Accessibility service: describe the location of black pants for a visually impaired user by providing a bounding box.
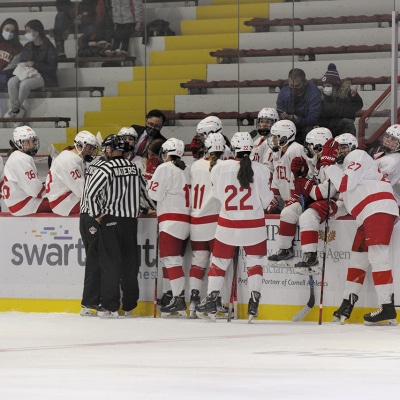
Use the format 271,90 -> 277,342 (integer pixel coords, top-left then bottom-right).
79,213 -> 102,308
98,215 -> 139,312
112,23 -> 134,52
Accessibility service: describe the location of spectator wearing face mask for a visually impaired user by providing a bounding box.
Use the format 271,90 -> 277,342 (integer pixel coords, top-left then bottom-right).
131,109 -> 168,158
4,19 -> 58,121
276,68 -> 322,145
317,63 -> 363,137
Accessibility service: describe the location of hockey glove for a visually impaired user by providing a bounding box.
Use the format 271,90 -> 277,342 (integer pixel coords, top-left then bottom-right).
285,194 -> 301,207
290,156 -> 309,178
320,138 -> 338,167
294,178 -> 314,198
309,199 -> 338,222
266,196 -> 281,214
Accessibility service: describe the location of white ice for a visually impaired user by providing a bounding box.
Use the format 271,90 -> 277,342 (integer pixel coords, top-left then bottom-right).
1,312 -> 399,399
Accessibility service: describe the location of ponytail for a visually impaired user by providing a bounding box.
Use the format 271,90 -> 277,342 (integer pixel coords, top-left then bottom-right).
208,151 -> 224,172
237,153 -> 253,189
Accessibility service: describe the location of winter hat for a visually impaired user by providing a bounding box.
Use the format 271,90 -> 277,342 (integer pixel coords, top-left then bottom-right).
25,19 -> 45,38
322,63 -> 341,86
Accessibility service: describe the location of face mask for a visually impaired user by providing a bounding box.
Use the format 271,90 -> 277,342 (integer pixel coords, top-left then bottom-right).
2,31 -> 14,41
146,127 -> 158,138
323,87 -> 333,96
24,33 -> 35,42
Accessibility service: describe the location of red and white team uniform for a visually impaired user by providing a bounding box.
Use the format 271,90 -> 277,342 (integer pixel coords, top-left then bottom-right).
3,151 -> 45,216
45,149 -> 87,216
148,160 -> 191,297
208,158 -> 273,294
326,149 -> 399,306
374,151 -> 400,206
0,156 -> 4,209
189,157 -> 221,291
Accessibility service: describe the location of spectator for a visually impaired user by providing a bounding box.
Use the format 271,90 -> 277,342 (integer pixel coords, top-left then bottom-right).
0,18 -> 23,88
276,68 -> 321,145
2,126 -> 51,215
4,20 -> 58,121
45,131 -> 98,216
195,132 -> 274,322
53,0 -> 75,59
110,0 -> 144,57
147,138 -> 190,317
131,109 -> 167,157
317,63 -> 363,137
86,134 -> 156,318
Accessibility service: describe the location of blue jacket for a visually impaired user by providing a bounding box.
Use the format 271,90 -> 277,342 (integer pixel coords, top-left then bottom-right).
276,80 -> 321,129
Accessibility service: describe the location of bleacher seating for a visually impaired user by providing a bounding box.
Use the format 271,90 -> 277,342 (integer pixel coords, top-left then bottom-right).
0,2 -> 56,11
210,44 -> 397,63
244,14 -> 399,32
0,86 -> 105,97
180,76 -> 392,94
0,117 -> 70,127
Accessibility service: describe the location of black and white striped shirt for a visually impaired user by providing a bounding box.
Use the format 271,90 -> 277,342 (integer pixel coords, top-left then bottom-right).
86,156 -> 156,218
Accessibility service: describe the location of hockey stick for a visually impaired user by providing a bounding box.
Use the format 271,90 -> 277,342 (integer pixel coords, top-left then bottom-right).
318,181 -> 331,325
227,246 -> 239,322
153,223 -> 159,318
292,194 -> 315,322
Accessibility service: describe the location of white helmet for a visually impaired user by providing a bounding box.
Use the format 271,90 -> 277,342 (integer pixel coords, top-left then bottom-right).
257,107 -> 279,136
335,133 -> 358,164
270,119 -> 296,148
304,127 -> 333,157
74,130 -> 98,150
204,132 -> 226,154
161,138 -> 185,158
230,131 -> 253,156
117,126 -> 138,139
382,124 -> 400,153
196,116 -> 223,137
13,125 -> 39,156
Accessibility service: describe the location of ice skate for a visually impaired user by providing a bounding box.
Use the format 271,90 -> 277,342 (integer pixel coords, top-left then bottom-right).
332,293 -> 358,324
80,306 -> 98,317
157,290 -> 173,311
97,308 -> 119,319
267,247 -> 294,267
160,293 -> 187,318
195,291 -> 219,321
294,252 -> 321,275
248,291 -> 261,323
189,289 -> 200,319
364,302 -> 398,326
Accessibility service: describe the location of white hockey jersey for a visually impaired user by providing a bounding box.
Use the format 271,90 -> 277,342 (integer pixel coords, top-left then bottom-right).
3,150 -> 45,216
45,149 -> 87,216
374,151 -> 400,206
271,141 -> 306,201
326,149 -> 399,226
190,158 -> 221,241
148,161 -> 190,240
210,159 -> 273,246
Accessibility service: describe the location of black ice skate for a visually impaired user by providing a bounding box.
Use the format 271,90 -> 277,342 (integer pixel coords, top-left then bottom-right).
332,293 -> 358,324
364,302 -> 398,326
160,292 -> 187,318
248,291 -> 261,323
189,289 -> 200,319
157,290 -> 173,310
267,247 -> 294,267
195,291 -> 219,321
294,252 -> 321,275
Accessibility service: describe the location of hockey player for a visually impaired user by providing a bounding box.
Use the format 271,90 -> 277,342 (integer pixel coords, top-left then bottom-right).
3,126 -> 51,215
322,133 -> 399,326
190,116 -> 232,160
148,138 -> 191,317
117,126 -> 141,166
46,130 -> 98,216
291,127 -> 338,274
266,120 -> 311,262
188,132 -> 227,318
196,131 -> 274,322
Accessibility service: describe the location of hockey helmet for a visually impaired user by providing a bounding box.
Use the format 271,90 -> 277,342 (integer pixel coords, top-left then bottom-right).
382,124 -> 400,153
204,132 -> 226,154
161,138 -> 185,158
12,125 -> 40,156
256,108 -> 280,136
335,133 -> 358,164
304,127 -> 333,157
196,116 -> 223,138
230,131 -> 253,156
117,127 -> 138,151
102,134 -> 130,153
270,120 -> 296,148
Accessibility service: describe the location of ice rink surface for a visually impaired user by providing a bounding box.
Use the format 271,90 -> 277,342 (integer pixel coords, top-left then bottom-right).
1,312 -> 400,399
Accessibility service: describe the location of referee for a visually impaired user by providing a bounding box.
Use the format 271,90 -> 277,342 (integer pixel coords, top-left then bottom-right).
86,134 -> 156,318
